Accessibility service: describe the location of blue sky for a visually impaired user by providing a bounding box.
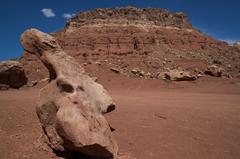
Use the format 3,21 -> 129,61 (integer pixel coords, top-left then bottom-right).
0,0 -> 239,61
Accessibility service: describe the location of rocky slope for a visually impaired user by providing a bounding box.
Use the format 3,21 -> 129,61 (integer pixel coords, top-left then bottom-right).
20,7 -> 240,83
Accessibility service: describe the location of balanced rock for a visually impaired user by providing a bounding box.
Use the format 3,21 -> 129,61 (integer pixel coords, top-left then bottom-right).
0,60 -> 27,88
20,29 -> 118,158
158,69 -> 197,81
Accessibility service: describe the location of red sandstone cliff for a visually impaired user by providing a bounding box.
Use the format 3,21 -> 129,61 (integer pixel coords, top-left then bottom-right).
20,7 -> 240,83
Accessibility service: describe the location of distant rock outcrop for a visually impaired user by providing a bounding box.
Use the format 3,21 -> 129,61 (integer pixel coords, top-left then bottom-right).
20,7 -> 240,83
0,60 -> 27,88
20,29 -> 118,158
67,6 -> 192,29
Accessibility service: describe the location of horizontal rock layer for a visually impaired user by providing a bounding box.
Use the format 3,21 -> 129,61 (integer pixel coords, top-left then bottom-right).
20,7 -> 240,83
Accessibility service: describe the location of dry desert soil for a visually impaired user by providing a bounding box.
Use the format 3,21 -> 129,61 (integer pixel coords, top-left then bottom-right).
0,76 -> 240,159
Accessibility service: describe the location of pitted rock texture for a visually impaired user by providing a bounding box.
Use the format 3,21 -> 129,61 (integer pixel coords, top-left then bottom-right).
20,29 -> 118,158
0,60 -> 27,88
20,7 -> 240,83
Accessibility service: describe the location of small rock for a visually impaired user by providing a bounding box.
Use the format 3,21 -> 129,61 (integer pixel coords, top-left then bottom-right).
29,80 -> 38,87
131,68 -> 139,74
145,72 -> 152,78
110,67 -> 120,74
197,73 -> 203,78
95,61 -> 101,66
131,68 -> 144,76
139,71 -> 145,76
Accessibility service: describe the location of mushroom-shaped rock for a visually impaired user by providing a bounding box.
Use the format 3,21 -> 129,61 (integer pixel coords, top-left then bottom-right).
20,29 -> 118,158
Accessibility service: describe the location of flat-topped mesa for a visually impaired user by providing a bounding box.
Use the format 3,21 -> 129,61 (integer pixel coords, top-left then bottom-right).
66,7 -> 192,29
20,29 -> 118,158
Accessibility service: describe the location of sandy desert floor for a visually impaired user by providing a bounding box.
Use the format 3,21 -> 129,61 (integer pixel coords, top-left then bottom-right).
0,77 -> 240,159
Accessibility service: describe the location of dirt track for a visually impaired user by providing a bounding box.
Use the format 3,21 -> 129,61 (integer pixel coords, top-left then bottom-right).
0,79 -> 240,159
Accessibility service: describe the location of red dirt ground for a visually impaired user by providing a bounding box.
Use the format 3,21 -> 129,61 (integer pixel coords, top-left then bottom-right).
0,77 -> 240,159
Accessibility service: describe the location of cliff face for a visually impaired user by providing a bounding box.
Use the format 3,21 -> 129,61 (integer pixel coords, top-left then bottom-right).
66,7 -> 191,29
20,7 -> 240,82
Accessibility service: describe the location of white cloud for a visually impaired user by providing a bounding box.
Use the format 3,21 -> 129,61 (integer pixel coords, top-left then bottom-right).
41,8 -> 55,18
63,13 -> 75,19
219,38 -> 239,45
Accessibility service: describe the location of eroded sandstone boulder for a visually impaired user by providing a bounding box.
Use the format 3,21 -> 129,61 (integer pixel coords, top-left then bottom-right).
20,29 -> 118,158
0,60 -> 27,88
158,69 -> 197,81
204,65 -> 224,77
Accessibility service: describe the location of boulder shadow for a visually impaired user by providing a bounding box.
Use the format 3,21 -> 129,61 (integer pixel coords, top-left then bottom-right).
54,150 -> 113,159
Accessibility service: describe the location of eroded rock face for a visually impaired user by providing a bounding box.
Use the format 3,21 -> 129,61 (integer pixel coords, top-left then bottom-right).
20,29 -> 118,158
0,60 -> 27,88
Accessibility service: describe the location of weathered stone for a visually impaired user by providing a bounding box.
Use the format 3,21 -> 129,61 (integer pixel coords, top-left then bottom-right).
204,65 -> 224,77
110,67 -> 120,74
197,73 -> 203,78
145,72 -> 152,78
139,71 -> 145,77
0,60 -> 27,88
95,61 -> 101,66
20,29 -> 118,158
158,69 -> 197,81
131,68 -> 144,77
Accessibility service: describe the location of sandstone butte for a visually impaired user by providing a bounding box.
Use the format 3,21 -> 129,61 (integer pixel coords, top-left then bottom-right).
20,29 -> 118,158
19,7 -> 240,84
